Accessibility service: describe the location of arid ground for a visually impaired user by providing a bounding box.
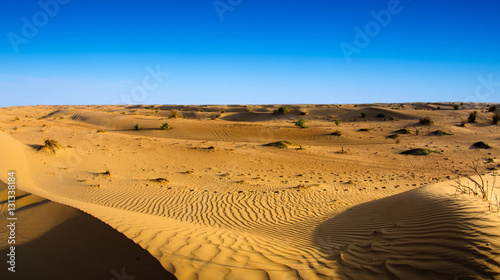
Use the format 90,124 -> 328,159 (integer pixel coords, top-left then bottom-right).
1,103 -> 500,279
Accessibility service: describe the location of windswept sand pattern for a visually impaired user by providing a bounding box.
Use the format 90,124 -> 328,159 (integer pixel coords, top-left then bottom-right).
35,180 -> 340,254
314,183 -> 500,279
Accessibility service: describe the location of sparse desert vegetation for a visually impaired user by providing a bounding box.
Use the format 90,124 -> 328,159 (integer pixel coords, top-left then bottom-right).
454,160 -> 498,210
429,130 -> 453,136
273,106 -> 291,115
419,117 -> 433,125
332,130 -> 342,136
493,113 -> 500,125
160,122 -> 171,130
400,148 -> 441,156
151,178 -> 169,183
468,111 -> 478,123
38,139 -> 64,153
393,128 -> 412,134
264,140 -> 302,149
471,141 -> 492,149
294,119 -> 307,128
169,110 -> 182,119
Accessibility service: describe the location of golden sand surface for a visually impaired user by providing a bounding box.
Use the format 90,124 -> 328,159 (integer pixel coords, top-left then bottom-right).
1,103 -> 499,279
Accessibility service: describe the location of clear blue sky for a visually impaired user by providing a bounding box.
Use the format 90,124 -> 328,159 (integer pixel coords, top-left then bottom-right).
1,0 -> 499,106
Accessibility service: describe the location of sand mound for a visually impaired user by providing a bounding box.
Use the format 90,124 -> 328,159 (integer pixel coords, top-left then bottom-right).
392,128 -> 412,134
429,130 -> 454,136
313,181 -> 500,279
471,141 -> 493,149
264,141 -> 302,149
400,148 -> 441,156
0,183 -> 176,280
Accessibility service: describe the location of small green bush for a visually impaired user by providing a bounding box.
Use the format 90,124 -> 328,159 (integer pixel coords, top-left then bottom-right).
273,106 -> 291,115
493,113 -> 500,125
134,123 -> 141,130
335,120 -> 341,126
488,105 -> 497,112
377,112 -> 386,118
468,111 -> 478,123
361,112 -> 367,118
294,119 -> 307,128
160,122 -> 171,130
453,104 -> 460,110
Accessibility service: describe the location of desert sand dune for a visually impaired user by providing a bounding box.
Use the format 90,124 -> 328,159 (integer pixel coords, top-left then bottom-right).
0,103 -> 499,279
314,181 -> 500,279
0,183 -> 177,280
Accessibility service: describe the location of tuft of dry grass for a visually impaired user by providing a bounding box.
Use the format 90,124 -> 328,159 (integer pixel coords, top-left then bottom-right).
419,117 -> 433,125
454,160 -> 499,211
264,141 -> 302,149
38,139 -> 64,153
273,106 -> 291,115
169,110 -> 182,119
151,178 -> 169,183
294,119 -> 307,128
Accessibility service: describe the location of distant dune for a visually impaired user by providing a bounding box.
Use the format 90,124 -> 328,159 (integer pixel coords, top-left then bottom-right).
1,103 -> 499,279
